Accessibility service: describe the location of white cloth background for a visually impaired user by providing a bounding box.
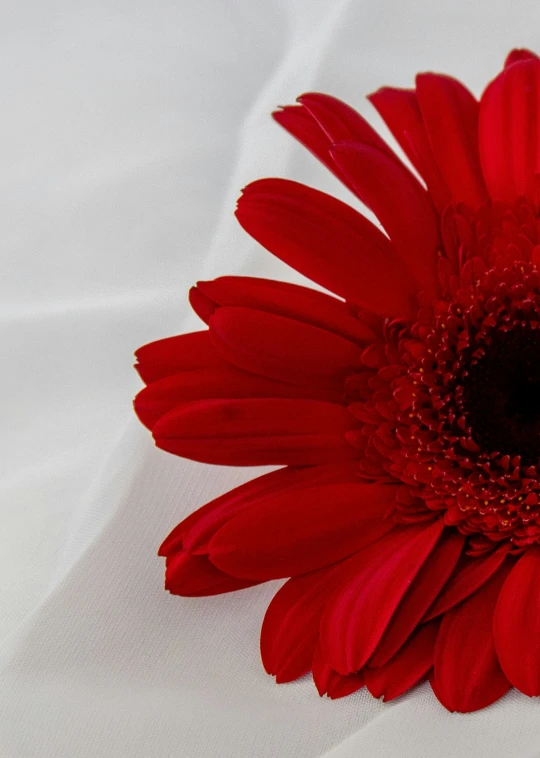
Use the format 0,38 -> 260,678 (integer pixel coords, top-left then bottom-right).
3,1 -> 540,756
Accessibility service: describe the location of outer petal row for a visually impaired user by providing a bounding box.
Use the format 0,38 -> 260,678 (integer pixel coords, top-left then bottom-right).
135,273 -> 378,467
161,454 -> 540,712
480,55 -> 540,209
235,178 -> 421,319
160,463 -> 385,597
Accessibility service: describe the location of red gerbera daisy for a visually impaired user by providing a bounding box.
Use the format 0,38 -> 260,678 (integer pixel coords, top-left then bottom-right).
134,48 -> 540,713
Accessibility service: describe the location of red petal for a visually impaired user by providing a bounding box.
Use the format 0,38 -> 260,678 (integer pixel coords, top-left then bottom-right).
189,285 -> 215,323
208,482 -> 397,580
504,48 -> 539,68
235,178 -> 419,319
260,566 -> 340,683
209,307 -> 364,388
364,620 -> 439,702
329,142 -> 440,300
432,564 -> 511,713
134,366 -> 343,430
297,92 -> 393,157
272,104 -> 350,189
415,73 -> 487,208
319,520 -> 444,675
312,644 -> 364,699
272,95 -> 394,199
368,87 -> 451,210
423,543 -> 509,621
191,276 -> 376,343
159,462 -> 361,557
164,552 -> 258,597
494,546 -> 540,696
370,531 -> 464,666
135,330 -> 225,384
479,58 -> 540,207
153,398 -> 359,466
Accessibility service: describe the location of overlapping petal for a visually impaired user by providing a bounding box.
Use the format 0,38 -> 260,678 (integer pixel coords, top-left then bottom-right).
160,462 -> 362,558
370,531 -> 464,666
260,565 -> 341,683
368,87 -> 451,210
153,397 -> 359,466
190,276 -> 377,342
423,543 -> 510,621
296,92 -> 393,156
480,56 -> 540,207
162,463 -> 363,597
312,644 -> 364,699
235,178 -> 420,319
504,48 -> 540,68
329,141 -> 440,298
164,552 -> 259,597
208,307 -> 365,389
319,520 -> 444,675
432,565 -> 512,712
135,330 -> 226,384
494,547 -> 540,696
273,92 -> 395,198
415,73 -> 487,208
134,366 -> 343,431
364,621 -> 439,702
208,482 -> 397,580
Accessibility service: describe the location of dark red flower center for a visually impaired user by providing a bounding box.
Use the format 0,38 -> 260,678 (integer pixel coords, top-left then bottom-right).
346,205 -> 540,555
461,324 -> 540,461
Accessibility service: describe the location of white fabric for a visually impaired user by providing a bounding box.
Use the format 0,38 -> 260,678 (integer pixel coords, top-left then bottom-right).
3,1 -> 540,756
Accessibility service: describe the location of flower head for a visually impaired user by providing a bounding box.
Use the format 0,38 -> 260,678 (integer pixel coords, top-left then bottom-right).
134,48 -> 540,712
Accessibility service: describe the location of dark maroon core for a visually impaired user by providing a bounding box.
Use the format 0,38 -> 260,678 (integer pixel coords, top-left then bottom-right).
460,324 -> 540,463
346,254 -> 540,555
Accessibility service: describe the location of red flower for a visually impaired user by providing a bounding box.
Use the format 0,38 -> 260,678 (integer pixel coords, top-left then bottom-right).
134,48 -> 540,712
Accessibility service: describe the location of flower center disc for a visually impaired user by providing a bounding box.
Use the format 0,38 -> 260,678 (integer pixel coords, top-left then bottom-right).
360,260 -> 540,553
461,325 -> 540,462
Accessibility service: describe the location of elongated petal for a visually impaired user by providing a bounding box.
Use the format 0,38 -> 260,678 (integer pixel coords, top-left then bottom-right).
297,92 -> 393,156
235,178 -> 419,319
365,621 -> 438,702
165,552 -> 259,597
320,521 -> 444,675
260,566 -> 339,683
432,565 -> 511,713
370,531 -> 464,666
368,87 -> 451,210
159,462 -> 361,557
273,104 -> 355,192
209,307 -> 364,388
135,330 -> 226,384
494,546 -> 540,696
504,48 -> 540,68
272,95 -> 395,199
479,58 -> 540,207
415,73 -> 487,207
312,644 -> 364,699
423,543 -> 509,621
191,276 -> 376,342
209,482 -> 397,580
134,366 -> 343,430
329,142 -> 440,299
153,398 -> 358,466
